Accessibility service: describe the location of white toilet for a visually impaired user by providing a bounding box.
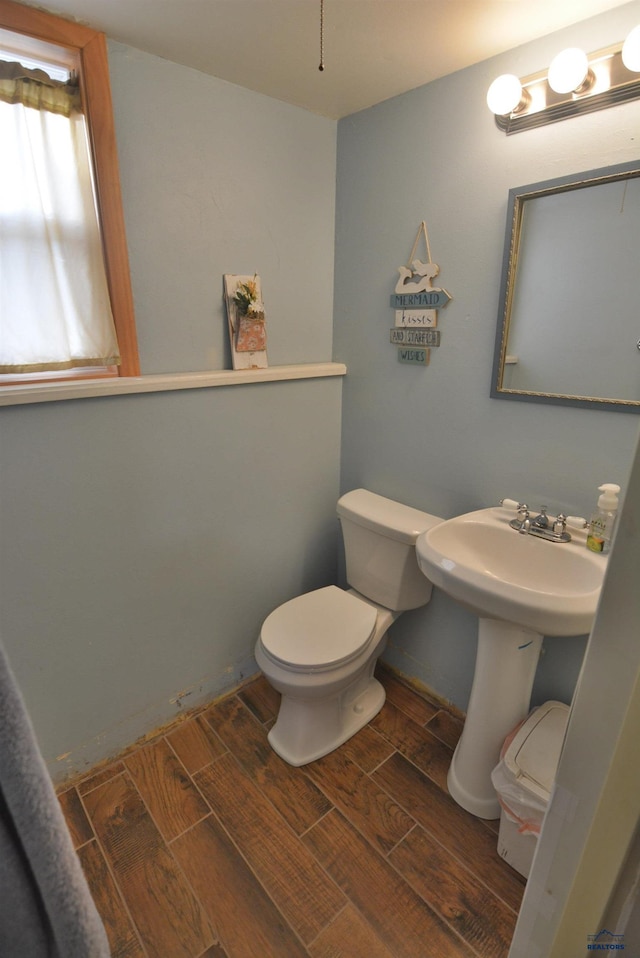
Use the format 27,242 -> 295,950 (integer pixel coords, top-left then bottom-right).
255,489 -> 442,766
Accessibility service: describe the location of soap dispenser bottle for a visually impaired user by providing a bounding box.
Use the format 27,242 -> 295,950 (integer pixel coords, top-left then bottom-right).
587,483 -> 621,554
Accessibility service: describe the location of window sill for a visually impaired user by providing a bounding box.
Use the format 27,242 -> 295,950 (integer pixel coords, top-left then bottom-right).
0,362 -> 347,407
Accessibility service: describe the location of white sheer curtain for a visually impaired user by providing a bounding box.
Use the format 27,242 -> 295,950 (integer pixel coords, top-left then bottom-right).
0,65 -> 120,373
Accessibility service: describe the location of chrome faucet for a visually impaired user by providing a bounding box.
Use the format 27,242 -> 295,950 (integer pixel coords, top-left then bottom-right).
531,506 -> 549,530
514,503 -> 530,534
509,503 -> 571,543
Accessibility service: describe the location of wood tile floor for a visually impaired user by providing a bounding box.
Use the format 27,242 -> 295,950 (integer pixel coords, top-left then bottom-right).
58,666 -> 526,958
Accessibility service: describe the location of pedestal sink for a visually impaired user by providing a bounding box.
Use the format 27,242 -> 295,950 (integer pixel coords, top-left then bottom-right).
415,507 -> 607,818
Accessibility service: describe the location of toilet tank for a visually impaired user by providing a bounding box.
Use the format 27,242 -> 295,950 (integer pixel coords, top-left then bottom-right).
337,489 -> 442,611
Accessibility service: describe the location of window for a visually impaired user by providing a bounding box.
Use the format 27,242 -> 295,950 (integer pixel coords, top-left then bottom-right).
0,0 -> 139,384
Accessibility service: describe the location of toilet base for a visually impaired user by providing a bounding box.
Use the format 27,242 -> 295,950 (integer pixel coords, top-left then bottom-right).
267,674 -> 385,767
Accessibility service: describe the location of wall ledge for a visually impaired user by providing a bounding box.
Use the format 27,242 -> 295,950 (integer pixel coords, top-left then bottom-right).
0,362 -> 347,407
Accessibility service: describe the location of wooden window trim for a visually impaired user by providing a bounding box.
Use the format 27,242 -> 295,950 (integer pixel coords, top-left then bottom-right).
0,0 -> 140,377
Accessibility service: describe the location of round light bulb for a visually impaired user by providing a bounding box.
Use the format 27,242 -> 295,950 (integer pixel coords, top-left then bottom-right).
486,74 -> 523,115
622,25 -> 640,72
548,47 -> 589,94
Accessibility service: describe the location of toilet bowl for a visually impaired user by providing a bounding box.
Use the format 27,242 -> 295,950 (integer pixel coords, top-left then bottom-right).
256,586 -> 396,766
255,490 -> 442,766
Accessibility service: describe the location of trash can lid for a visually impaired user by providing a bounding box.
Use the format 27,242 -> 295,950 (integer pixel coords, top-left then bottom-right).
505,701 -> 570,800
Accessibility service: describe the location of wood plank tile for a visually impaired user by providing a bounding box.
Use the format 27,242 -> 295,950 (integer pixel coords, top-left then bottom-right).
204,696 -> 331,835
426,710 -> 465,749
303,809 -> 476,958
58,786 -> 93,848
376,667 -> 440,725
309,904 -> 397,958
237,674 -> 280,723
77,761 -> 126,795
195,753 -> 345,944
389,826 -> 518,958
483,817 -> 501,835
371,701 -> 453,790
83,772 -> 214,958
337,723 -> 395,774
63,667 -> 523,958
304,749 -> 415,855
77,839 -> 146,958
172,815 -> 309,958
166,713 -> 227,775
373,753 -> 526,913
125,738 -> 210,842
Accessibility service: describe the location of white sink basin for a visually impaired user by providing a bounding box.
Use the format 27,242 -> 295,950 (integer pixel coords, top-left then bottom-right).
415,506 -> 608,818
416,506 -> 606,636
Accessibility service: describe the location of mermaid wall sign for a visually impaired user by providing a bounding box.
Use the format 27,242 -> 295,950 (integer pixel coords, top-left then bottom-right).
390,222 -> 451,365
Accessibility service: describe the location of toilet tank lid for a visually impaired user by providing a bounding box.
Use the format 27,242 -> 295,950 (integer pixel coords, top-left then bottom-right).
337,489 -> 442,545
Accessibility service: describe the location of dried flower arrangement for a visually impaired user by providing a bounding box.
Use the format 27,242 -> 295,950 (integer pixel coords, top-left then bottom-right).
232,276 -> 264,319
224,273 -> 268,368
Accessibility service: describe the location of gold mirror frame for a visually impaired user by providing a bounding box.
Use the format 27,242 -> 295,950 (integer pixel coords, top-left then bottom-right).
491,160 -> 640,413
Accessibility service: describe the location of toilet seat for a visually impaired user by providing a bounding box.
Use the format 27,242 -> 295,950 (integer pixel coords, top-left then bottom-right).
260,585 -> 377,673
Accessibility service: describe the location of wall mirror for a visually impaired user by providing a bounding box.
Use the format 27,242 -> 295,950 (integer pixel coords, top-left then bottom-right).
491,160 -> 640,413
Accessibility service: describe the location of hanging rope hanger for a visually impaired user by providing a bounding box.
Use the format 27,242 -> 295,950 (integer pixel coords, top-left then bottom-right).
319,0 -> 325,71
407,221 -> 433,268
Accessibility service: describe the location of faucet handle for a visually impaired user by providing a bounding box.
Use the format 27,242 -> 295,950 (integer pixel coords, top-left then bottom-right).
565,515 -> 587,530
553,513 -> 567,535
499,498 -> 519,512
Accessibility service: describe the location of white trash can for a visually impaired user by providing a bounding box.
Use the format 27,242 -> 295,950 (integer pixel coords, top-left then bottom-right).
491,700 -> 570,879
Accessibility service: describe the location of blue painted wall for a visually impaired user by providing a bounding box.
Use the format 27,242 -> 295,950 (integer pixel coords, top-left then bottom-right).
335,2 -> 640,709
0,46 -> 341,782
1,3 -> 639,782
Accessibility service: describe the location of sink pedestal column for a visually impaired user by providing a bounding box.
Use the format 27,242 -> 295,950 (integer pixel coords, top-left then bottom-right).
447,618 -> 543,819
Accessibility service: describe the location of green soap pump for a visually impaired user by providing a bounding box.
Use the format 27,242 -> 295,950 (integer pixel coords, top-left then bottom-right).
587,483 -> 621,554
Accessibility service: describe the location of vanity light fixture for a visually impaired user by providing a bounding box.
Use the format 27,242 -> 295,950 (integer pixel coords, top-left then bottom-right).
486,74 -> 529,116
487,27 -> 640,133
622,24 -> 640,71
547,47 -> 592,94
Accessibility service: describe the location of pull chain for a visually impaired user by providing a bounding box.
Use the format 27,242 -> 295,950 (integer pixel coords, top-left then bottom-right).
319,0 -> 325,71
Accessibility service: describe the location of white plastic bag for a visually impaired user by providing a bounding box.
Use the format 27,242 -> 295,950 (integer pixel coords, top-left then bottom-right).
491,759 -> 549,835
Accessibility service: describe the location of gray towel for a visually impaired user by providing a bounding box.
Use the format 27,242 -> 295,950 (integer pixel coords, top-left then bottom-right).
0,640 -> 110,957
